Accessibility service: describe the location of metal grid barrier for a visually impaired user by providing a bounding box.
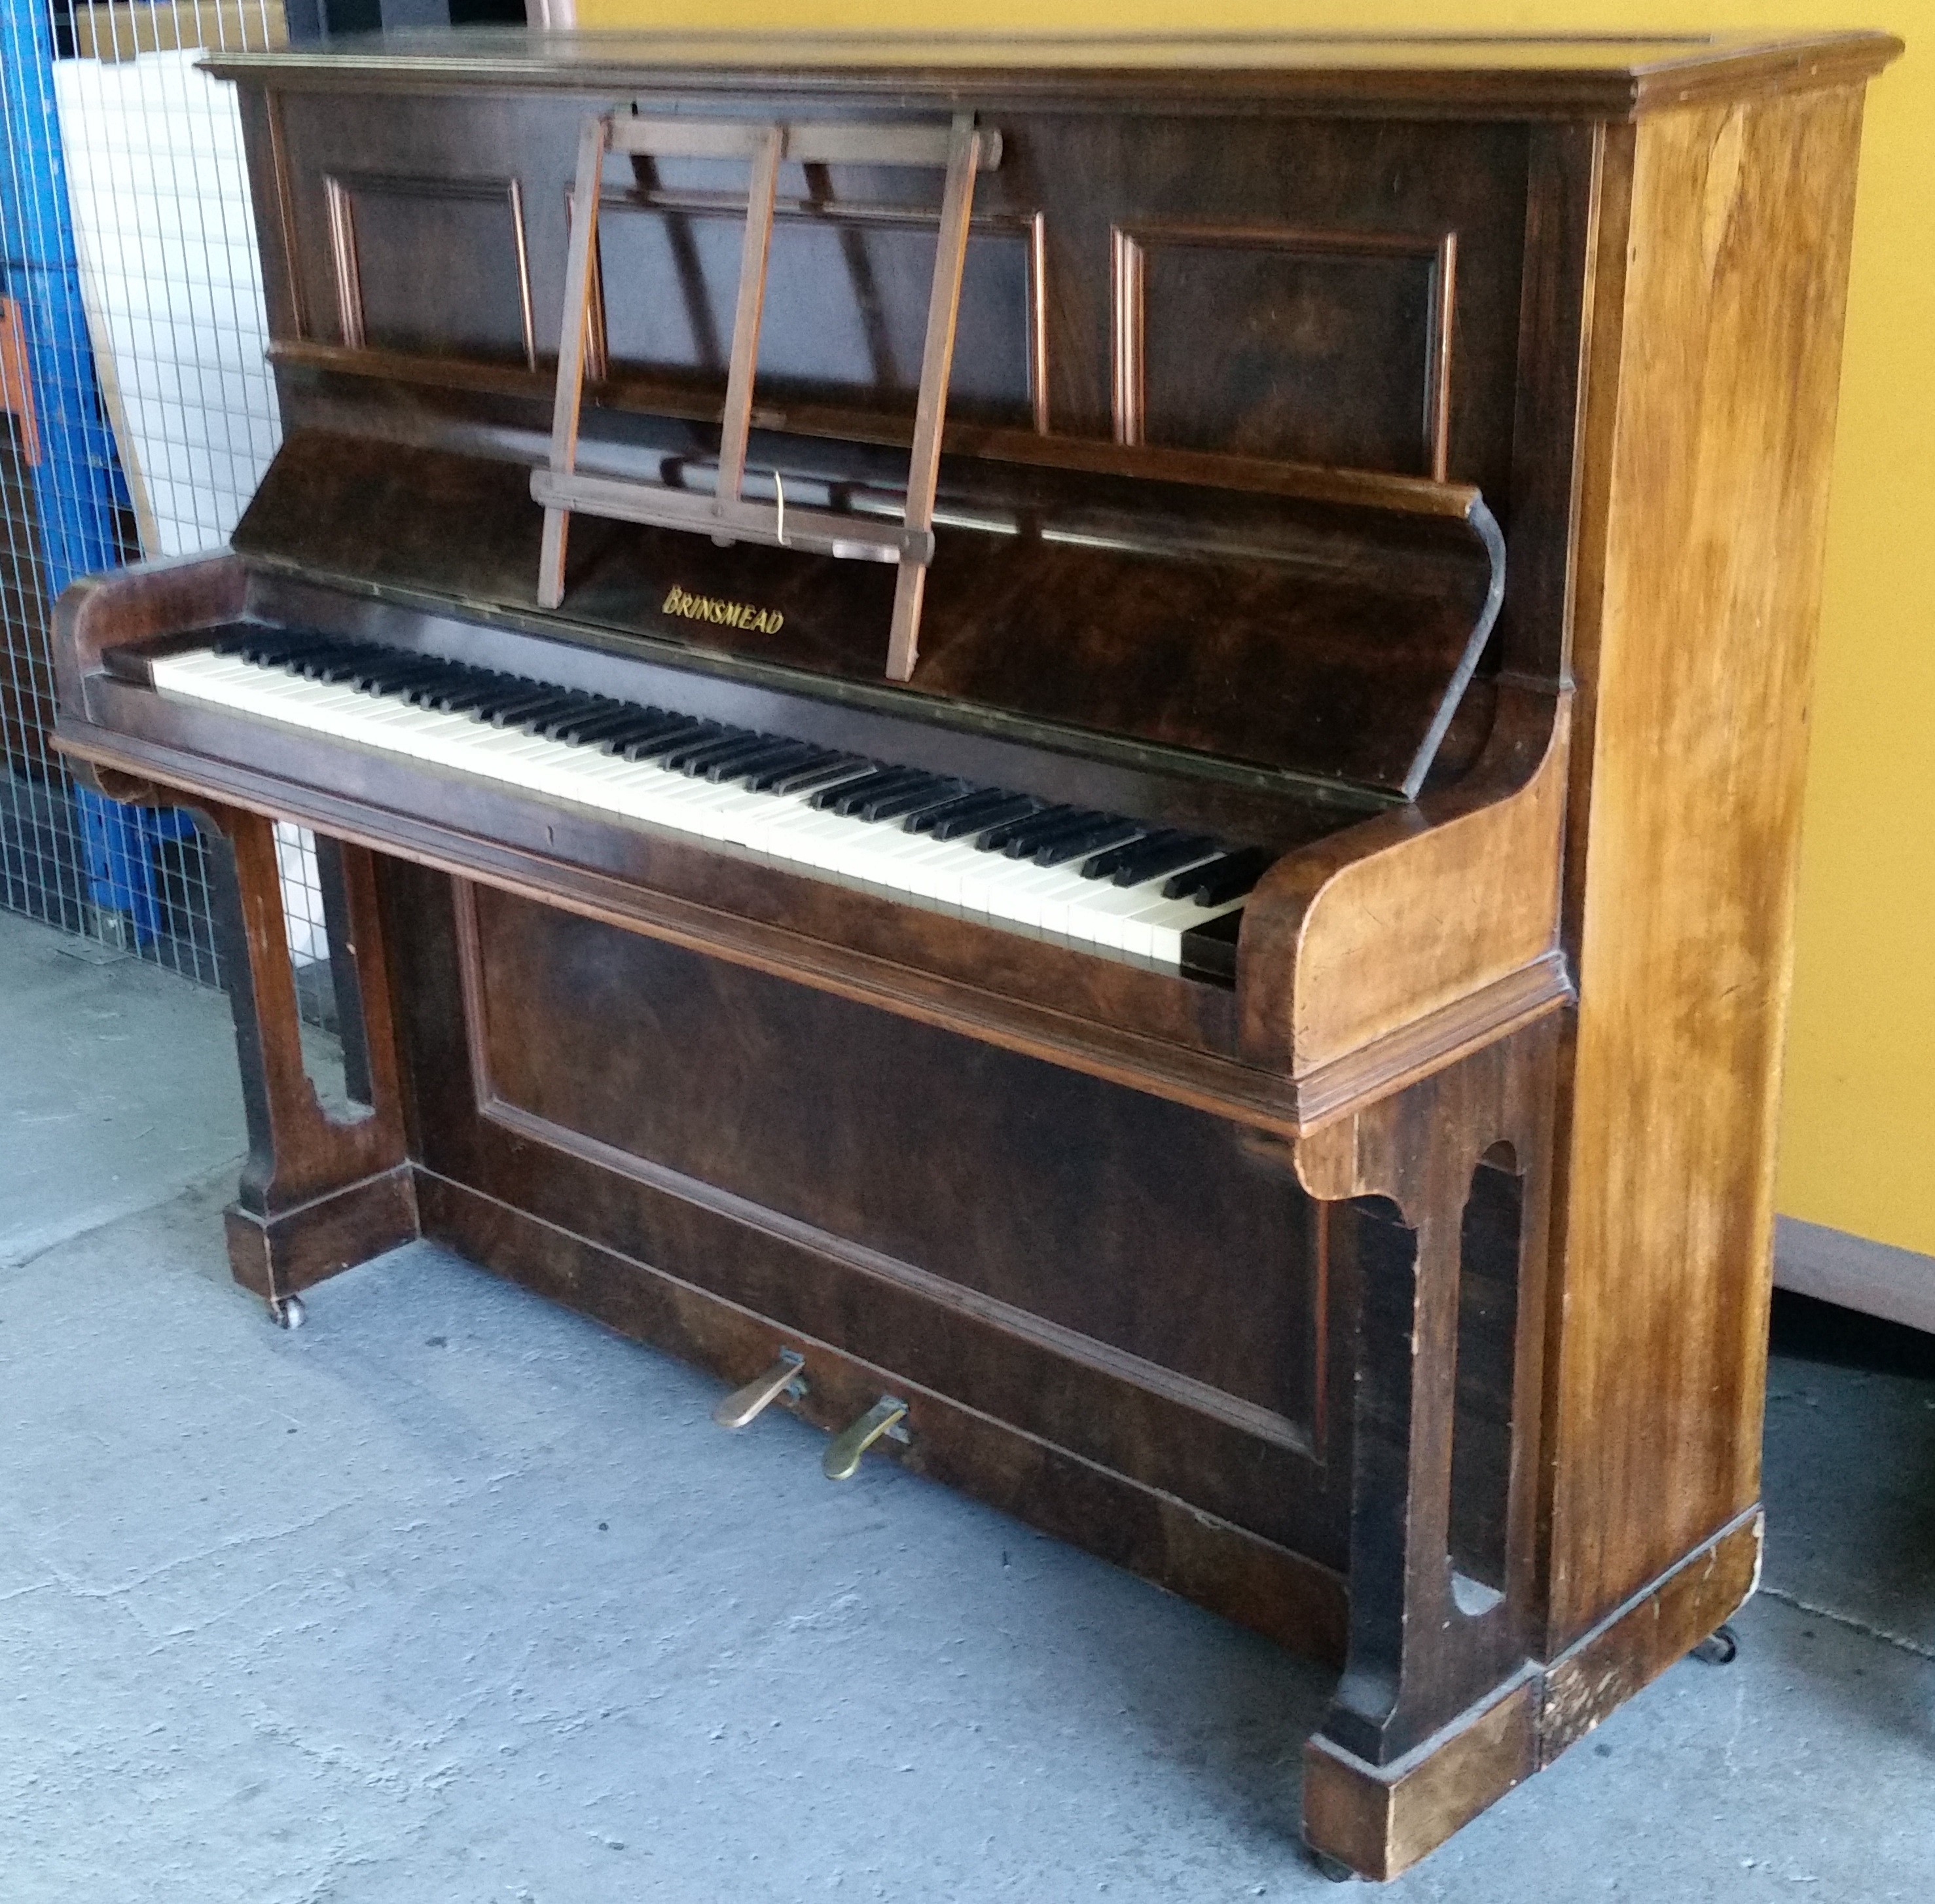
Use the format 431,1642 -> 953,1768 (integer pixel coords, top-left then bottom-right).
0,0 -> 312,999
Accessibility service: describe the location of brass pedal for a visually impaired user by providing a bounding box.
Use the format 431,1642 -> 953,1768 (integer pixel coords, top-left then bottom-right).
712,1349 -> 807,1429
822,1395 -> 909,1480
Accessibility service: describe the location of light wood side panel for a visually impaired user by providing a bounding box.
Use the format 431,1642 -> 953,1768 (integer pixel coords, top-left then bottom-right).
1237,687 -> 1568,1080
1544,86 -> 1869,1647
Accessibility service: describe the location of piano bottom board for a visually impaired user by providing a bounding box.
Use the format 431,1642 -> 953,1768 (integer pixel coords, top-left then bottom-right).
379,858 -> 1361,1634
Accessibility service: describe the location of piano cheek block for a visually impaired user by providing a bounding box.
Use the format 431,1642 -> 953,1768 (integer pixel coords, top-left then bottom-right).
58,20 -> 1898,1884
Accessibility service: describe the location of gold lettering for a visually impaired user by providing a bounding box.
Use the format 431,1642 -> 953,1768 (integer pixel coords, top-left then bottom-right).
657,585 -> 784,638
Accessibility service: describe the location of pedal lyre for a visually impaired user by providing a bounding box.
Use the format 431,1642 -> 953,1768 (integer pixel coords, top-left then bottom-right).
823,1395 -> 909,1480
712,1349 -> 806,1429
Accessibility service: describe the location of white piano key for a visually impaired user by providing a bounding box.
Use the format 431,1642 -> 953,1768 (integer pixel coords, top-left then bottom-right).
151,645 -> 1256,974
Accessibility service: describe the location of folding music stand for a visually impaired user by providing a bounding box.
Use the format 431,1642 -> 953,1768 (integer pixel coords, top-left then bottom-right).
532,110 -> 998,682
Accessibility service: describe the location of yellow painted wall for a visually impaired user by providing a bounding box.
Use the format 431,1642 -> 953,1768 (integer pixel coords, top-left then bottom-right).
576,0 -> 1935,1257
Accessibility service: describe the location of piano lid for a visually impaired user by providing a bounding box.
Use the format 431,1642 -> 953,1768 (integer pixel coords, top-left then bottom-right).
201,27 -> 1904,120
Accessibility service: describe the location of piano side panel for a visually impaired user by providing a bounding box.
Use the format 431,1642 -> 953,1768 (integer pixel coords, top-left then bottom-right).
1546,86 -> 1870,1650
379,858 -> 1355,1573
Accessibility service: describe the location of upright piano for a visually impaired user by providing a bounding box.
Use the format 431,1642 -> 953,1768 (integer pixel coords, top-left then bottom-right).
52,27 -> 1899,1878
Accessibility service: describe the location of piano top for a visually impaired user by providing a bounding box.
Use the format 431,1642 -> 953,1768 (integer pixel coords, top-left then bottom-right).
202,26 -> 1902,116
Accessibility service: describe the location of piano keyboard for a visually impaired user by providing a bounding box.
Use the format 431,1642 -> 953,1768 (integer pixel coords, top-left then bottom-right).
149,626 -> 1268,977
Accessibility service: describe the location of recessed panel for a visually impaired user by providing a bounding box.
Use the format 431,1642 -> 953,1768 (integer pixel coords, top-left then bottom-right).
467,885 -> 1324,1442
331,176 -> 532,365
1121,227 -> 1451,475
598,200 -> 1040,428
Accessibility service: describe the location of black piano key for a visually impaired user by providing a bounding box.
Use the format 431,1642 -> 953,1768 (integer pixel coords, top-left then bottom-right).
222,628 -> 332,665
428,676 -> 518,714
603,714 -> 702,757
405,670 -> 489,708
986,805 -> 1093,856
456,682 -> 537,719
657,725 -> 741,770
485,687 -> 573,727
287,643 -> 371,680
1101,831 -> 1220,888
671,731 -> 771,777
553,705 -> 647,746
706,737 -> 806,784
511,691 -> 596,733
1163,846 -> 1272,906
209,625 -> 270,656
619,718 -> 715,762
933,792 -> 1040,842
328,651 -> 408,687
596,710 -> 689,754
831,769 -> 938,818
859,776 -> 969,823
769,754 -> 873,796
809,765 -> 908,813
1081,830 -> 1165,881
746,747 -> 841,792
525,694 -> 615,739
1031,816 -> 1144,868
354,655 -> 450,695
837,769 -> 942,818
312,650 -> 395,686
904,786 -> 1004,835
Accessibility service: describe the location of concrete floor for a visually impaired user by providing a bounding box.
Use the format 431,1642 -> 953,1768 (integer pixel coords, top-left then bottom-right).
1,907 -> 1930,1903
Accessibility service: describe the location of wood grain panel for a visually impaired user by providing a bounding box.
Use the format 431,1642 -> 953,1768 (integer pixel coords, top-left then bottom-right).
1545,86 -> 1870,1647
1114,223 -> 1455,477
596,192 -> 1043,431
461,879 -> 1329,1440
325,172 -> 535,367
1239,687 -> 1568,1079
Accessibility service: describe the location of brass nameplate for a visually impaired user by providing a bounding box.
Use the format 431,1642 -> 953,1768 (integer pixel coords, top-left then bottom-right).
660,585 -> 785,636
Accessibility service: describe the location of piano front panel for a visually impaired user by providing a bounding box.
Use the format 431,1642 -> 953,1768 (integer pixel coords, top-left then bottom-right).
261,84 -> 1532,495
327,170 -> 537,367
385,864 -> 1355,1567
597,192 -> 1044,431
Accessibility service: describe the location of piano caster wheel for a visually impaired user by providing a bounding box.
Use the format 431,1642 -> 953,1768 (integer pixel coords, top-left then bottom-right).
268,1293 -> 307,1331
1305,1844 -> 1356,1884
1692,1622 -> 1740,1666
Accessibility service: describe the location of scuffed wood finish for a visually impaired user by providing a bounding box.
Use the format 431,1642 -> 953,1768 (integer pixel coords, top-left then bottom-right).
200,803 -> 418,1301
1239,687 -> 1569,1082
1293,1022 -> 1559,1765
1544,84 -> 1874,1651
52,551 -> 246,794
45,28 -> 1898,1885
1304,1508 -> 1763,1880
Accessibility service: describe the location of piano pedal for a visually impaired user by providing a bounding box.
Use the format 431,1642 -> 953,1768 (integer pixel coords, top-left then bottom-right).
712,1348 -> 807,1429
822,1395 -> 910,1480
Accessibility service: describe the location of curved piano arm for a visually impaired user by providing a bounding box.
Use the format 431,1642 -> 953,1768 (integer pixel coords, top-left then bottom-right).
1235,682 -> 1573,1110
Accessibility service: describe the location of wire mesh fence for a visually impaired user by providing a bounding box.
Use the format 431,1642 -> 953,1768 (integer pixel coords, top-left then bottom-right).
0,0 -> 338,1015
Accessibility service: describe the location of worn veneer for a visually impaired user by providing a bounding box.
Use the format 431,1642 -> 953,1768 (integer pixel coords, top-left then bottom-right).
53,27 -> 1897,1880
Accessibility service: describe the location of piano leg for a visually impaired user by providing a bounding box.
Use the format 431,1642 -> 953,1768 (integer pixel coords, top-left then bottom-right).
1293,1019 -> 1559,1881
199,803 -> 418,1315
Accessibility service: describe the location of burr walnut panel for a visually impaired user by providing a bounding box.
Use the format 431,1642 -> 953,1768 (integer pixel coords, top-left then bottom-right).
1114,224 -> 1455,478
460,879 -> 1331,1455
